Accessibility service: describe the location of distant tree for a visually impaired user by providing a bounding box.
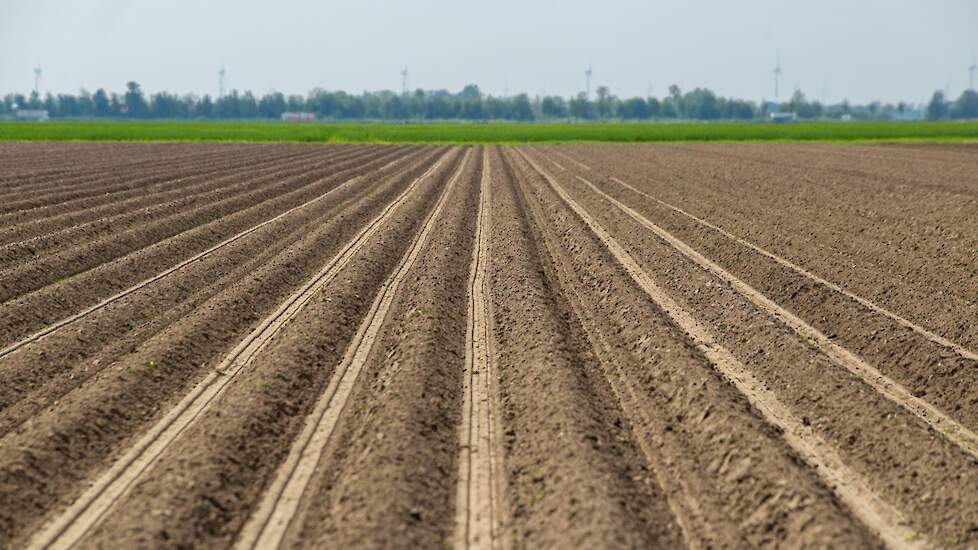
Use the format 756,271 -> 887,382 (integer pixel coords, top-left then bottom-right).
42,93 -> 58,115
27,91 -> 42,109
156,91 -> 192,118
461,97 -> 484,119
58,93 -> 81,117
722,98 -> 757,120
619,97 -> 650,119
510,94 -> 533,121
286,94 -> 306,112
123,81 -> 149,117
458,85 -> 484,119
239,91 -> 258,117
568,92 -> 593,119
595,86 -> 611,118
926,90 -> 948,120
659,97 -> 678,118
110,92 -> 124,115
541,96 -> 568,118
10,93 -> 28,110
77,89 -> 94,117
951,90 -> 978,119
867,101 -> 881,119
92,89 -> 111,116
646,96 -> 660,117
786,90 -> 816,118
258,92 -> 287,118
460,84 -> 481,101
0,79 -> 924,123
667,84 -> 682,116
683,88 -> 720,119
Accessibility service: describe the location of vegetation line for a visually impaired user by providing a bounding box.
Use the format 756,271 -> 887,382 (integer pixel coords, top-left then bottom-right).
2,120 -> 978,144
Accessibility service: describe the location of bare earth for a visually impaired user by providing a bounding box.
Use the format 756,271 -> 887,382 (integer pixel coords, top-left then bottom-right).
0,142 -> 976,549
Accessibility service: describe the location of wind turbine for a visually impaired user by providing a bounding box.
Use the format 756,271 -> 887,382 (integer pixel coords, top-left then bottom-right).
33,65 -> 42,95
585,65 -> 593,100
773,54 -> 782,101
401,67 -> 408,95
218,64 -> 226,98
969,56 -> 977,91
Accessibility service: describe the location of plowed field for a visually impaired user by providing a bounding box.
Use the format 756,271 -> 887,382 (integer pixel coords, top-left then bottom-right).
1,142 -> 976,549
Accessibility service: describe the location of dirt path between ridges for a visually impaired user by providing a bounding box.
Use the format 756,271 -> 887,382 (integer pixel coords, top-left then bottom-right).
0,144 -> 285,199
511,147 -> 897,548
0,143 -> 265,198
65,148 -> 474,550
0,145 -> 412,357
453,148 -> 503,550
524,147 -> 978,546
689,143 -> 978,197
26,148 -> 464,550
558,144 -> 978,350
0,148 -> 456,549
0,145 -> 389,266
0,148 -> 436,435
0,146 -> 420,349
0,143 -> 260,191
538,147 -> 978,466
0,144 -> 324,217
233,149 -> 471,550
0,146 -> 400,303
482,150 -> 686,549
578,143 -> 978,260
0,145 -> 373,248
0,145 -> 368,244
1,142 -> 975,549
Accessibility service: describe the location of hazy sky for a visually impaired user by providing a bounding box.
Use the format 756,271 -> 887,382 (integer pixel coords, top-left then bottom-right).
1,0 -> 976,104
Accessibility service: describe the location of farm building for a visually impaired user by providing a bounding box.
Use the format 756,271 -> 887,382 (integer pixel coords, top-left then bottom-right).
15,109 -> 49,122
281,112 -> 316,122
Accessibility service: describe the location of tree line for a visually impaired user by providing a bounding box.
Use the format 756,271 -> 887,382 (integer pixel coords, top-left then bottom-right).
2,80 -> 977,121
926,89 -> 978,120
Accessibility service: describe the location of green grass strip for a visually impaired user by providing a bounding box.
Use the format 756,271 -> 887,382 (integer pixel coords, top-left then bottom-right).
1,120 -> 978,144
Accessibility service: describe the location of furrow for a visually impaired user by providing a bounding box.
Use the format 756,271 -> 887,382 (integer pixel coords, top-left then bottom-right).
235,150 -> 470,550
0,145 -> 400,269
24,148 -> 458,550
566,144 -> 978,349
489,149 -> 686,548
549,149 -> 590,171
0,145 -> 255,197
0,159 -> 373,360
0,146 -> 417,346
0,144 -> 263,196
0,145 -> 315,217
598,169 -> 978,363
453,149 -> 501,550
0,151 -> 433,445
0,144 -> 357,239
0,147 -> 447,548
551,164 -> 978,463
516,147 -> 928,550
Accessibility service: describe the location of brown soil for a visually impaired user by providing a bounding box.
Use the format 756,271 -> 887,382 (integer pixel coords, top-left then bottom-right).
1,142 -> 976,549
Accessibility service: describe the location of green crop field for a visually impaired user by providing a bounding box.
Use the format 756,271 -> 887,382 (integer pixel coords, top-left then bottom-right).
1,120 -> 977,144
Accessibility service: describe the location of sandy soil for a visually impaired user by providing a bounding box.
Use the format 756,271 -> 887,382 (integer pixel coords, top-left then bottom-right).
0,142 -> 976,549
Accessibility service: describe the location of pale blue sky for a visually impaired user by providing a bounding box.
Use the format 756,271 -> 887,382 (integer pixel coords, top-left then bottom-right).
1,0 -> 975,103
